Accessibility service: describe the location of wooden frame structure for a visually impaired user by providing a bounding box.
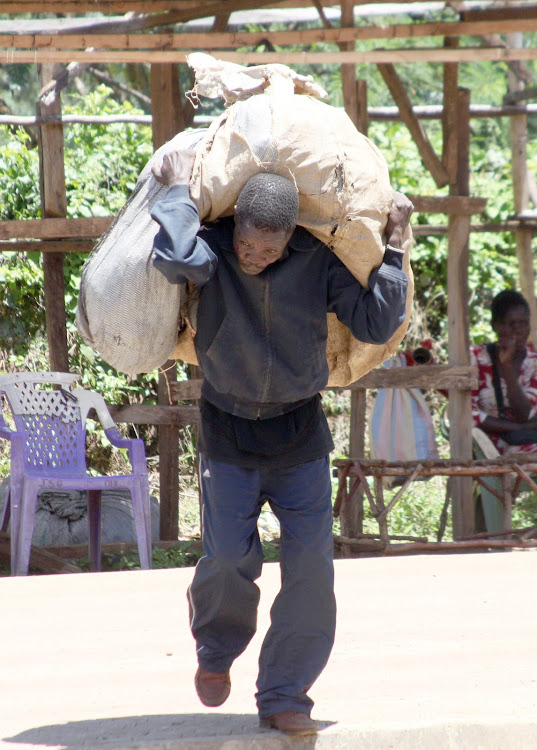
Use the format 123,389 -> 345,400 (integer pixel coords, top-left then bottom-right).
1,0 -> 536,545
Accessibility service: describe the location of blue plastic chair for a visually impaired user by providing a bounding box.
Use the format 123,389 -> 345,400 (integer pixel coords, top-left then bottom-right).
0,371 -> 152,575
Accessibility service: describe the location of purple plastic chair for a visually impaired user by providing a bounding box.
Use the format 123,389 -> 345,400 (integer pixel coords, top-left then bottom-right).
0,372 -> 152,576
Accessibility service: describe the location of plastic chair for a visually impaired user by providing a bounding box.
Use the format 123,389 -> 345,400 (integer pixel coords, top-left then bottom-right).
0,371 -> 152,575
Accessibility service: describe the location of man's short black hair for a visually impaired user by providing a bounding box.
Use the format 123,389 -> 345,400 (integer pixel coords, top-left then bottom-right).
491,289 -> 529,326
235,172 -> 299,233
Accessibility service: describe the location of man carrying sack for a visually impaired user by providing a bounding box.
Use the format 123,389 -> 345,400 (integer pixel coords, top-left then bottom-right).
151,147 -> 413,736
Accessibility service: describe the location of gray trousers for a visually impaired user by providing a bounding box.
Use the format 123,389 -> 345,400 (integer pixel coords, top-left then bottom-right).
188,454 -> 336,718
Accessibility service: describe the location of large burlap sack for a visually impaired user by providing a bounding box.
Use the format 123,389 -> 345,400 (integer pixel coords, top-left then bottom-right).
77,55 -> 413,384
76,128 -> 206,375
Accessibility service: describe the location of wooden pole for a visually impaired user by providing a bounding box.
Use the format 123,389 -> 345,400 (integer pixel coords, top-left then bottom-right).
507,32 -> 537,347
340,0 -> 358,128
441,37 -> 459,187
343,78 -> 368,540
447,87 -> 474,539
37,63 -> 69,373
151,63 -> 184,541
377,62 -> 449,188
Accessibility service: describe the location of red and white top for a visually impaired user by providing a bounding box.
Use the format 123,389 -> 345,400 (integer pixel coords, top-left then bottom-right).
470,342 -> 537,454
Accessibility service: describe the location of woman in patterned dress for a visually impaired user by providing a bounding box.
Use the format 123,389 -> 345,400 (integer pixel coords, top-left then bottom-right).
471,289 -> 537,455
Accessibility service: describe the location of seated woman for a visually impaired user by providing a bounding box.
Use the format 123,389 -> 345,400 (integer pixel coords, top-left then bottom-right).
471,289 -> 537,456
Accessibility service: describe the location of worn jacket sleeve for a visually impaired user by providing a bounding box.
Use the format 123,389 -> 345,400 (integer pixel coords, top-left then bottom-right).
327,248 -> 408,344
150,184 -> 218,287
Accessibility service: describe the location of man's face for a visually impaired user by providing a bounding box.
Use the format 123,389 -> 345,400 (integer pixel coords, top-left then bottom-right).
233,219 -> 293,275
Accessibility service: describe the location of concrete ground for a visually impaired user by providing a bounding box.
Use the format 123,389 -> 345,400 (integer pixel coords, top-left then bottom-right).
1,551 -> 537,750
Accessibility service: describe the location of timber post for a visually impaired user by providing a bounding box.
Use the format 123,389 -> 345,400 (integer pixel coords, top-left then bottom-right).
151,62 -> 185,540
37,63 -> 70,373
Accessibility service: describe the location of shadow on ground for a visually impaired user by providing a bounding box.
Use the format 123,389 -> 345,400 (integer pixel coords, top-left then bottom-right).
3,714 -> 337,749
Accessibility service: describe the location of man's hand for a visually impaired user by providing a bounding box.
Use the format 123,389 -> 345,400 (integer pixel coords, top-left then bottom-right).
385,190 -> 414,250
152,149 -> 196,187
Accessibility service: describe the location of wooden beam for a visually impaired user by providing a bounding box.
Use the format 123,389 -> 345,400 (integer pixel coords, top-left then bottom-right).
6,46 -> 537,65
0,240 -> 95,252
347,365 -> 477,391
378,63 -> 449,188
4,217 -> 533,253
150,64 -> 184,150
151,63 -> 185,543
0,530 -> 82,574
448,86 -> 474,540
37,63 -> 69,374
0,216 -> 111,239
412,220 -> 537,236
356,79 -> 369,135
4,18 -> 537,50
173,367 -> 477,399
3,102 -> 537,128
442,37 -> 459,188
408,195 -> 487,215
461,6 -> 537,22
107,403 -> 199,426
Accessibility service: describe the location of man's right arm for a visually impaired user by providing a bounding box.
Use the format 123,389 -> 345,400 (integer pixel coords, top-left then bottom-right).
150,150 -> 218,287
151,185 -> 218,287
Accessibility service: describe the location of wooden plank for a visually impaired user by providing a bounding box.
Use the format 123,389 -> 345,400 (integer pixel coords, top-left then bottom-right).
0,0 -> 282,20
408,195 -> 487,215
348,365 -> 477,391
412,220 -> 537,236
4,18 -> 537,50
107,403 -> 199,426
42,539 -> 203,558
0,240 -> 95,252
174,368 -> 478,397
0,1 -> 213,11
6,46 -> 537,65
461,6 -> 537,22
378,62 -> 449,188
0,530 -> 82,574
3,103 -> 537,128
0,216 -> 111,240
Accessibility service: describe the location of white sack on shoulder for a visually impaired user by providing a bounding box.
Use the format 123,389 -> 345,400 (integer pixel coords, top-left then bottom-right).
75,129 -> 206,375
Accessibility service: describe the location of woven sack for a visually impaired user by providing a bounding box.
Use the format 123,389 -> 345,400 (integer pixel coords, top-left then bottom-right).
77,58 -> 413,384
75,128 -> 206,375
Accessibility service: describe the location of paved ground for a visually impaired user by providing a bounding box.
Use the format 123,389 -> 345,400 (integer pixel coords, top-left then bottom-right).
1,551 -> 537,750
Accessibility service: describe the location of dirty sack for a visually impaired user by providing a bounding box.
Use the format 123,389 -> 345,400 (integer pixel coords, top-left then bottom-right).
76,53 -> 413,385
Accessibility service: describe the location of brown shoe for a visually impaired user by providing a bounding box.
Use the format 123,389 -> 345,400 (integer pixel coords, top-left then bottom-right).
261,711 -> 318,735
194,666 -> 231,707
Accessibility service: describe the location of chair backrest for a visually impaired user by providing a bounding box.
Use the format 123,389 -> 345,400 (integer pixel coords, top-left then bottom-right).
0,372 -> 88,477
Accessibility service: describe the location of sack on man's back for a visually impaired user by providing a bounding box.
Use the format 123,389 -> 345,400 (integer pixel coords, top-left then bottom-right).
76,56 -> 413,383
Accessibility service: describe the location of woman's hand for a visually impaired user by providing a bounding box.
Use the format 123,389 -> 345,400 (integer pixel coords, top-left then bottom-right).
152,149 -> 196,187
497,337 -> 518,366
385,190 -> 414,249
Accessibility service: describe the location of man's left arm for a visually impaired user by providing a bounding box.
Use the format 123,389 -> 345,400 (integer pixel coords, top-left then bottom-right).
327,190 -> 412,344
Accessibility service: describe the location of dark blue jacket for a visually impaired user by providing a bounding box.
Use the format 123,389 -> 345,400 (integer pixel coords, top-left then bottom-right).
151,184 -> 408,419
